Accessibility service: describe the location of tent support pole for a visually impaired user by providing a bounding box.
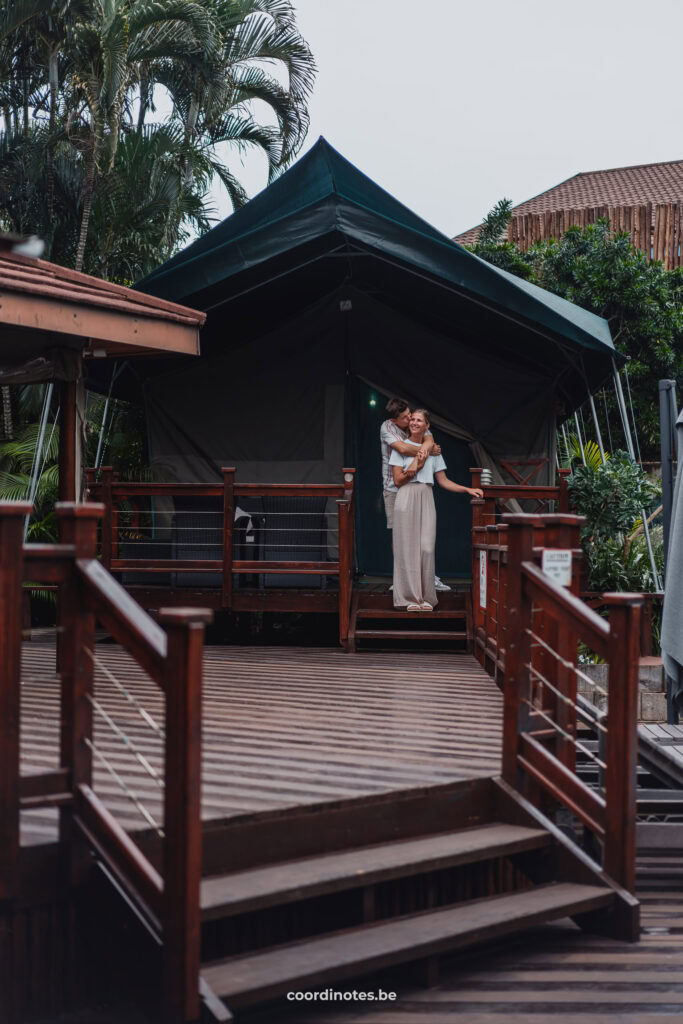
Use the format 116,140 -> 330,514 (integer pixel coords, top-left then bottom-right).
613,360 -> 662,590
588,392 -> 606,463
659,380 -> 678,574
24,382 -> 53,539
573,412 -> 586,465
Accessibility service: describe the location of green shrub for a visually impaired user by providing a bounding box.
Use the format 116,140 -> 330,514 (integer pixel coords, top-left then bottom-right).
567,452 -> 661,594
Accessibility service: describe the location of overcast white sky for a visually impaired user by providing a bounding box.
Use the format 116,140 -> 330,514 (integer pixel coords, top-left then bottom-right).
215,0 -> 683,238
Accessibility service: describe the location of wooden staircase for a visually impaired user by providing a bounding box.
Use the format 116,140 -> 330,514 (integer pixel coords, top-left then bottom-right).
188,777 -> 635,1020
348,589 -> 473,652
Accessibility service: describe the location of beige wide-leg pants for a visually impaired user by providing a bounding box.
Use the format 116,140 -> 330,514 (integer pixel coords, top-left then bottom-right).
392,483 -> 437,608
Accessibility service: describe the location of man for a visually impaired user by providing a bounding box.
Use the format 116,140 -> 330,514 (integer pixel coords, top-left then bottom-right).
380,397 -> 451,592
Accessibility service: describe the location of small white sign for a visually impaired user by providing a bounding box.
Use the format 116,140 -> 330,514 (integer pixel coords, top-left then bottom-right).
479,550 -> 487,609
542,548 -> 572,588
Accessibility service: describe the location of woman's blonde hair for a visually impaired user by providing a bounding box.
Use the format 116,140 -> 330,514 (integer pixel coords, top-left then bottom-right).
411,408 -> 431,426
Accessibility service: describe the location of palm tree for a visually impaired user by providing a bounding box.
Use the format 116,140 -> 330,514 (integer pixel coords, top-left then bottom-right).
67,0 -> 217,270
160,0 -> 315,216
0,0 -> 316,275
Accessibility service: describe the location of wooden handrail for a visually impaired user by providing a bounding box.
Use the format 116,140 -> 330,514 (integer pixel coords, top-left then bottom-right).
77,557 -> 167,683
90,481 -> 352,499
75,783 -> 163,921
500,512 -> 642,895
0,502 -> 32,901
86,466 -> 358,648
3,500 -> 211,1023
521,560 -> 610,660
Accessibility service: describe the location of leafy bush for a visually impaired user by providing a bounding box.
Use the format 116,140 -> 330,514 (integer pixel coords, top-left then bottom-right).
568,452 -> 658,539
567,452 -> 662,595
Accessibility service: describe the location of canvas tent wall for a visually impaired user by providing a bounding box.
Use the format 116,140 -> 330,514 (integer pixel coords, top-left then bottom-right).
98,138 -> 617,576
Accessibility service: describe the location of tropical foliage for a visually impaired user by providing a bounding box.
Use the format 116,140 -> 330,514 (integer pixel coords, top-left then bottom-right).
567,452 -> 662,594
469,207 -> 683,459
0,0 -> 315,279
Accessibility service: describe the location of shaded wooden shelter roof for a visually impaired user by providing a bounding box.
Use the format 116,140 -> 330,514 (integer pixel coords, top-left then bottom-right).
0,237 -> 205,369
455,158 -> 683,245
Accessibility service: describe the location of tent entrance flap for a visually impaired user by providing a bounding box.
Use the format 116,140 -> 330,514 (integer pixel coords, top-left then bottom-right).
351,378 -> 472,578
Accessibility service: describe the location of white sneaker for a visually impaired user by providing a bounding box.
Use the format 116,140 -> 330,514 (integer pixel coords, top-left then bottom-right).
434,576 -> 451,592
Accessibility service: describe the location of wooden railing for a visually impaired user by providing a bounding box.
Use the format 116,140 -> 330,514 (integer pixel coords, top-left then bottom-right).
470,466 -> 570,530
0,501 -> 209,1023
479,512 -> 641,894
85,466 -> 356,646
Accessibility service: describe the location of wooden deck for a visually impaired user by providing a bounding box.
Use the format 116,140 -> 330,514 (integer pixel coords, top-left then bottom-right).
20,642 -> 503,846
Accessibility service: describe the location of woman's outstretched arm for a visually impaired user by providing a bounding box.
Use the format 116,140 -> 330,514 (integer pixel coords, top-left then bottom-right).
435,471 -> 483,498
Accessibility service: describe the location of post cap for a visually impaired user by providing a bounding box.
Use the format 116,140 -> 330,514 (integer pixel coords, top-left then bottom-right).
0,500 -> 32,516
158,607 -> 214,625
601,592 -> 644,606
501,513 -> 547,526
55,502 -> 104,519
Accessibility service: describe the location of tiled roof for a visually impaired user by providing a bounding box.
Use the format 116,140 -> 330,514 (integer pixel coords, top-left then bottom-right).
455,159 -> 683,245
0,239 -> 206,328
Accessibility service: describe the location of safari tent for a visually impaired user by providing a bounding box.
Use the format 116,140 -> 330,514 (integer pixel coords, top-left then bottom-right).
96,138 -> 617,577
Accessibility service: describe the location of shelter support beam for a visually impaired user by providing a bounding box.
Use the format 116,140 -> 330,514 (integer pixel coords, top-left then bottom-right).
58,379 -> 78,502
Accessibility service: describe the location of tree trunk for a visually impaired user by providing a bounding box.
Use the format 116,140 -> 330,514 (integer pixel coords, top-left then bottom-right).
75,136 -> 97,273
1,387 -> 13,441
137,71 -> 149,132
46,47 -> 58,253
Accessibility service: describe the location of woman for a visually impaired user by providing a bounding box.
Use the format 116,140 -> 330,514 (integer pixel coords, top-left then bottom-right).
389,410 -> 483,610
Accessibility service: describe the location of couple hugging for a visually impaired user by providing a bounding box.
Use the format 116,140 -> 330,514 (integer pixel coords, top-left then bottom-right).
380,398 -> 483,611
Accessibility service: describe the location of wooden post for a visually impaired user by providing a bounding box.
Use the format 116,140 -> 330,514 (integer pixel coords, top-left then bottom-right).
337,499 -> 353,648
558,468 -> 571,512
542,514 -> 584,770
471,525 -> 486,666
501,515 -> 538,784
603,593 -> 642,894
100,467 -> 114,569
159,607 -> 212,1024
342,466 -> 356,501
58,379 -> 78,502
0,502 -> 32,902
639,593 -> 654,658
56,503 -> 102,881
221,468 -> 235,609
497,524 -> 509,684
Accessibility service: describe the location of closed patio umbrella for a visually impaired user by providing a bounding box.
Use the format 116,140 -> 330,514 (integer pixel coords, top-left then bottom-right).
661,408 -> 683,715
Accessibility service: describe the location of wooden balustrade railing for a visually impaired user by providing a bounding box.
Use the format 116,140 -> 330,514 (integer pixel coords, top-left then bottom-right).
498,513 -> 641,895
0,501 -> 209,1024
470,466 -> 570,530
85,466 -> 356,645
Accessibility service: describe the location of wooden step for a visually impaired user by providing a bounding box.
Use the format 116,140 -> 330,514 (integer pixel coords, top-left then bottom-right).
201,882 -> 614,1010
356,608 -> 465,619
200,823 -> 550,921
355,629 -> 467,640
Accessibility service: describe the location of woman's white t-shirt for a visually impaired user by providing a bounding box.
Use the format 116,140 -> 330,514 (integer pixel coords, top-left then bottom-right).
389,441 -> 446,485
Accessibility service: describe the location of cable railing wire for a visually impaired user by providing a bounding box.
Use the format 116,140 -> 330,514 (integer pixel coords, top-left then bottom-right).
520,698 -> 606,769
85,647 -> 164,738
83,736 -> 164,837
85,691 -> 163,790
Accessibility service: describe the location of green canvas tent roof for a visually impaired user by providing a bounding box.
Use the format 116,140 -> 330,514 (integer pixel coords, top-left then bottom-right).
136,137 -> 617,410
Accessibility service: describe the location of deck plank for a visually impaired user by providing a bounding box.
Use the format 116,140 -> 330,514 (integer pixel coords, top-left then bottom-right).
278,858 -> 683,1023
20,643 -> 502,845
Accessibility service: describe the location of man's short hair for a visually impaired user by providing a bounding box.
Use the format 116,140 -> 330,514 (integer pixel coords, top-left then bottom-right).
385,397 -> 409,418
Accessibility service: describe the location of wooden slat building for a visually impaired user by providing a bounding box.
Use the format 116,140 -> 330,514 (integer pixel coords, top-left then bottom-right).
455,158 -> 683,268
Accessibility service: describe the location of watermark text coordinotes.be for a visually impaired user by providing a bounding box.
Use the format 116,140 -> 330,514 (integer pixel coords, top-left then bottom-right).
287,988 -> 397,1003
